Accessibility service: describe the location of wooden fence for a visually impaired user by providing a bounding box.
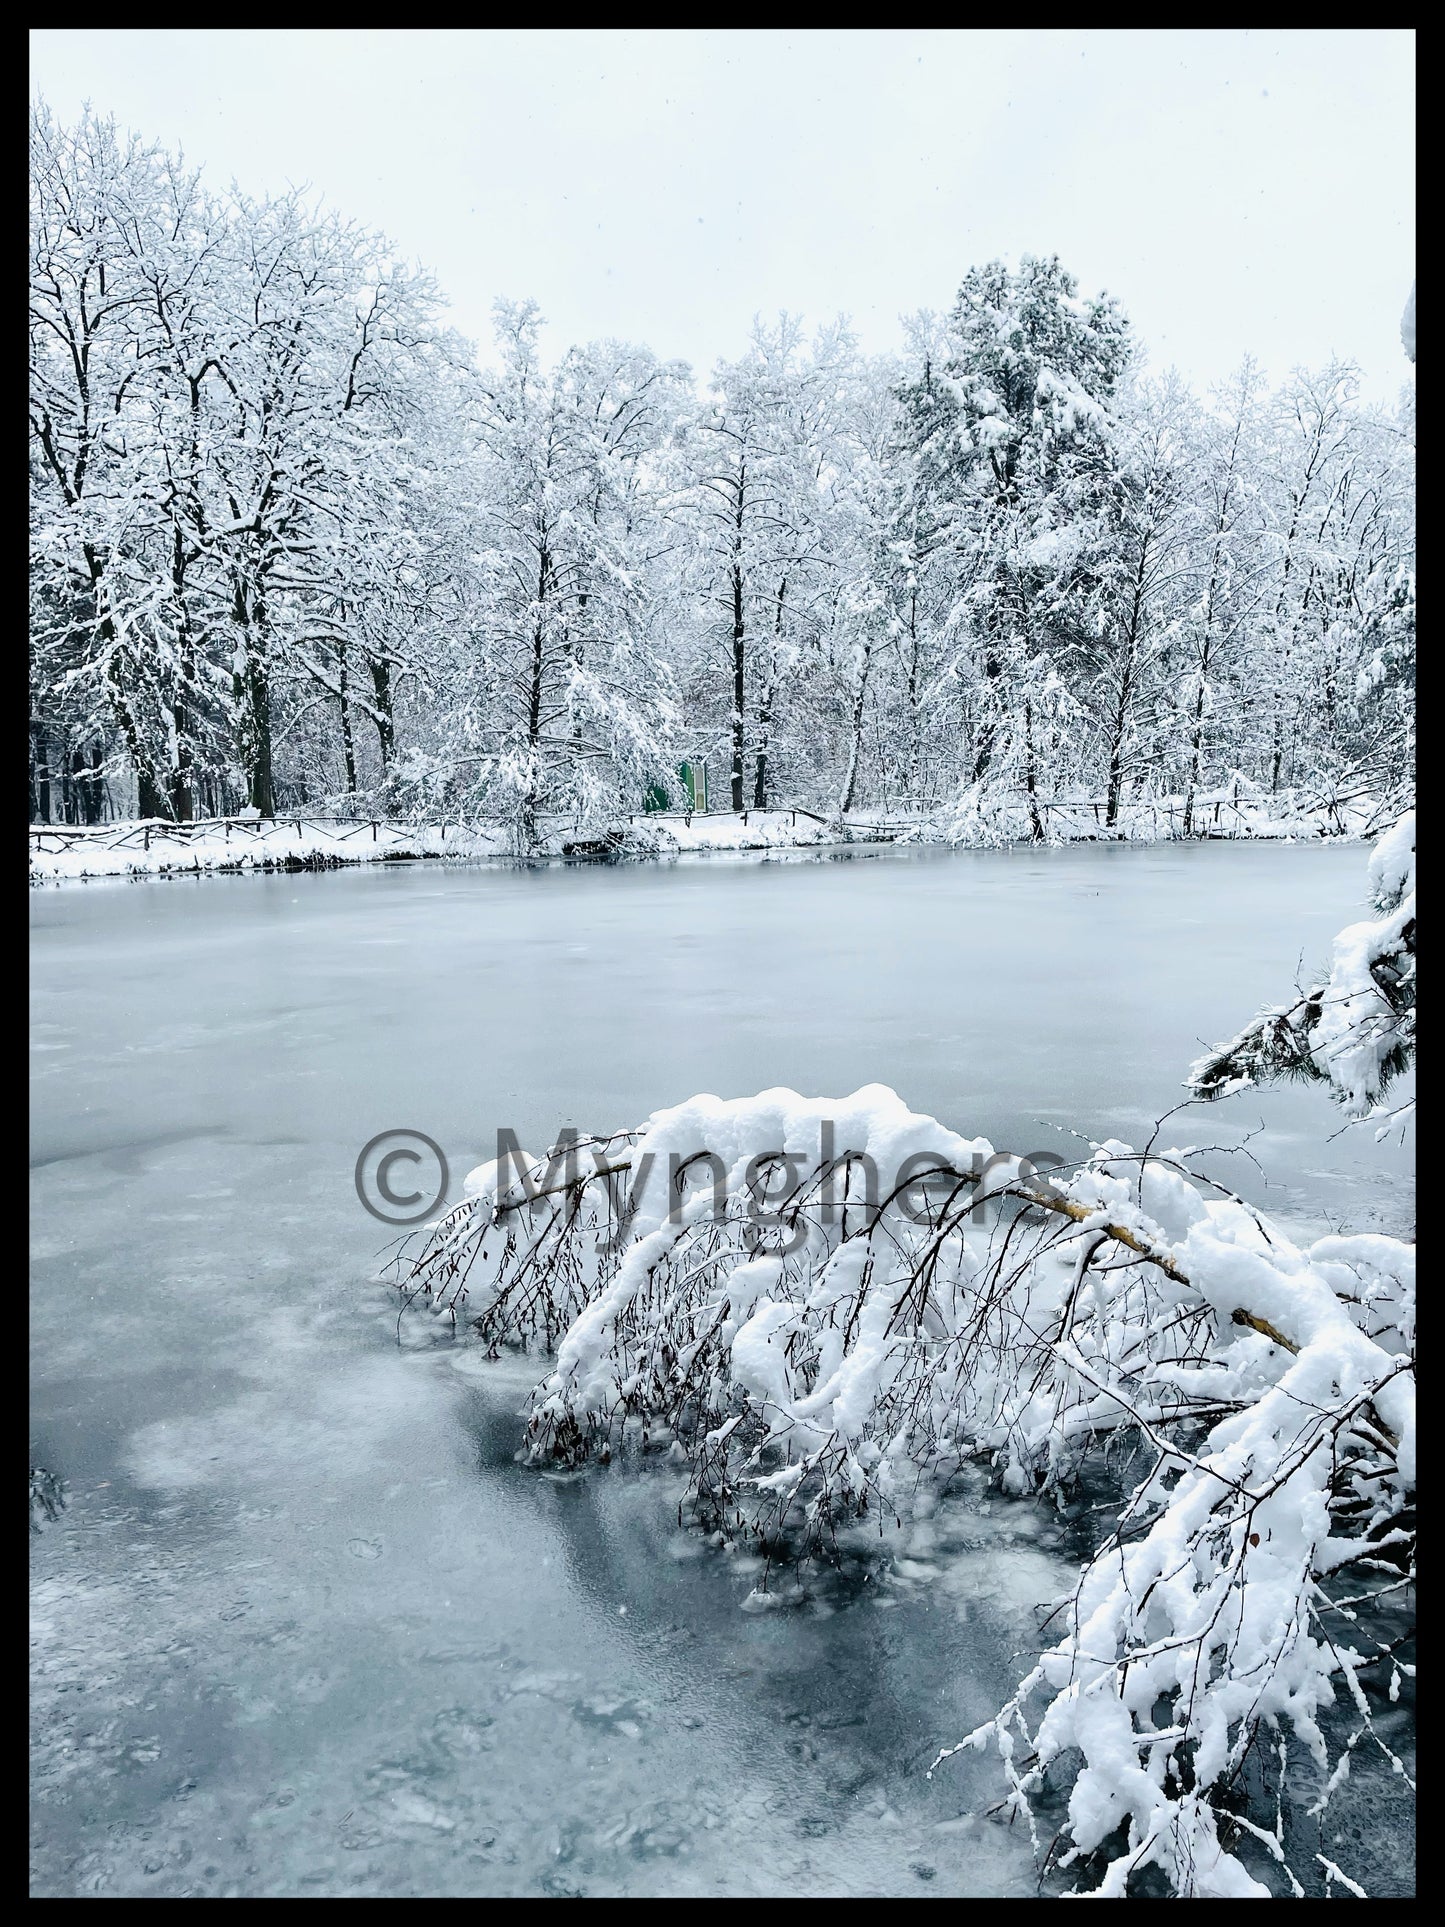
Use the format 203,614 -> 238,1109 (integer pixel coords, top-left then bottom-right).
28,785 -> 1349,858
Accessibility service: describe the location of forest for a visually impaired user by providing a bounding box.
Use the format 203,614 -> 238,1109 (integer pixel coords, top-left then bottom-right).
30,104 -> 1415,843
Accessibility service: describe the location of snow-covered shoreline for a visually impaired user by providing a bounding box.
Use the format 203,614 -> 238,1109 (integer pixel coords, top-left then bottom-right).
27,811 -> 843,883
29,797 -> 1387,885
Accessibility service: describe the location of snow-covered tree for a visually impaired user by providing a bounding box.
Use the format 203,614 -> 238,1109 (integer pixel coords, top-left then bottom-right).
1168,361 -> 1269,833
396,1075 -> 1413,1897
670,317 -> 857,812
424,303 -> 687,846
31,106 -> 1413,840
892,256 -> 1133,830
1189,816 -> 1414,1125
29,103 -> 460,823
30,104 -> 179,818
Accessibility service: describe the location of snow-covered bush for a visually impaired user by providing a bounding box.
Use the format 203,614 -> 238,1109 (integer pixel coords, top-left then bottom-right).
1189,809 -> 1415,1122
396,1083 -> 1414,1896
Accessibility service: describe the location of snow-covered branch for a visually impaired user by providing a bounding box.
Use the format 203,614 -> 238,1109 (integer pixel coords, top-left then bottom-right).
1188,810 -> 1415,1119
394,1082 -> 1413,1895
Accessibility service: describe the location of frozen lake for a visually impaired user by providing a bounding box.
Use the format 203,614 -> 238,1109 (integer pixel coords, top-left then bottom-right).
30,842 -> 1412,1896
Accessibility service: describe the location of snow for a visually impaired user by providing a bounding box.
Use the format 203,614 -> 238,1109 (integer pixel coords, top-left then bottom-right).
1188,810 -> 1415,1120
401,992 -> 1413,1899
1366,806 -> 1415,911
1310,881 -> 1415,1115
29,817 -> 469,881
404,1063 -> 1412,1897
30,789 -> 1394,885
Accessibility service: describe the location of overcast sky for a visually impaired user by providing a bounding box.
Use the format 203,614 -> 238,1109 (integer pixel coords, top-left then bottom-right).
30,28 -> 1415,398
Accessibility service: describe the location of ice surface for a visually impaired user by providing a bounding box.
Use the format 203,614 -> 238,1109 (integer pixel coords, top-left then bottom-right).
30,842 -> 1412,1895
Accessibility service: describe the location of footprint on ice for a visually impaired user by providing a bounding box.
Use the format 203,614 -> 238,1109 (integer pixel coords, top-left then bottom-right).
346,1536 -> 383,1560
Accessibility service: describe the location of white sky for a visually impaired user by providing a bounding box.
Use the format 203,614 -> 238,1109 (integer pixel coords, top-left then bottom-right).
30,28 -> 1415,399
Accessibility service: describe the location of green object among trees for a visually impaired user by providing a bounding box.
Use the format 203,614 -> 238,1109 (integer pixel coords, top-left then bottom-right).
644,761 -> 707,814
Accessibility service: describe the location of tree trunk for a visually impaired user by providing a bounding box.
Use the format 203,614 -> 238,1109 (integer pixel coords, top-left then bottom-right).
167,530 -> 196,822
1104,720 -> 1131,827
246,657 -> 275,818
81,541 -> 164,819
170,733 -> 194,823
752,683 -> 772,810
110,672 -> 164,819
1269,693 -> 1290,796
338,643 -> 358,797
168,639 -> 196,823
1182,550 -> 1224,837
1106,549 -> 1147,829
570,592 -> 588,754
1182,674 -> 1209,838
840,637 -> 874,815
970,650 -> 1001,783
369,654 -> 394,777
753,578 -> 785,809
232,577 -> 276,819
521,544 -> 550,848
905,586 -> 922,804
1024,697 -> 1044,842
70,746 -> 101,825
730,559 -> 746,813
730,469 -> 747,813
31,710 -> 53,824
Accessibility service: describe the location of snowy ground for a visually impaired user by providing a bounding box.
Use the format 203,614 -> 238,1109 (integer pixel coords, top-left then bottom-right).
29,791 -> 1385,884
27,811 -> 845,881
